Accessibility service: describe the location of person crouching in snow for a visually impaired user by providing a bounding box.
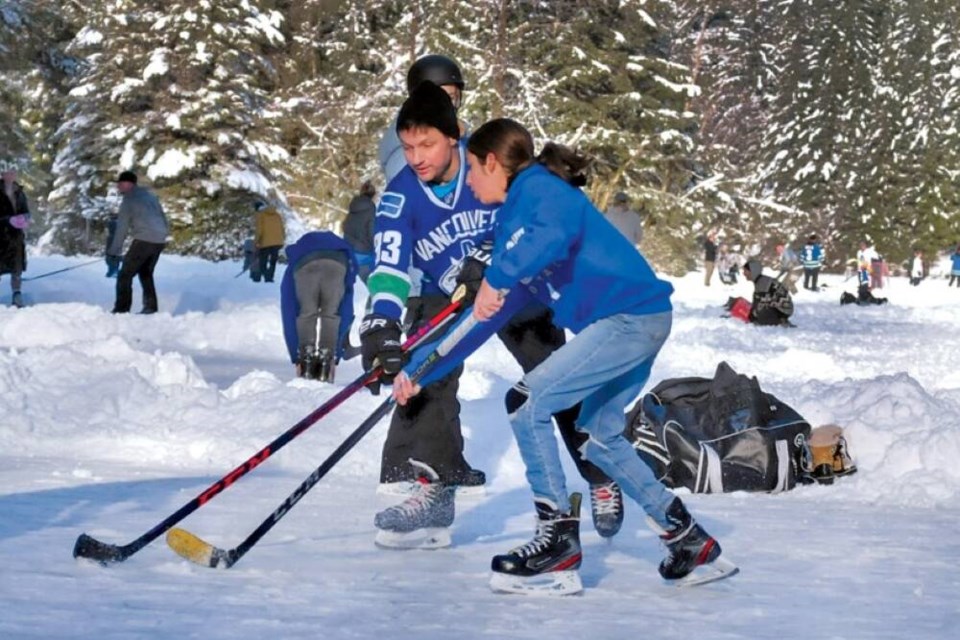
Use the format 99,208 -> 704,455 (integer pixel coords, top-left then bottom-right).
393,118 -> 736,595
742,259 -> 795,327
856,265 -> 887,305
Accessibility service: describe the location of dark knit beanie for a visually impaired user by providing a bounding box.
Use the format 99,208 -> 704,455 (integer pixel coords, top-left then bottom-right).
396,81 -> 460,140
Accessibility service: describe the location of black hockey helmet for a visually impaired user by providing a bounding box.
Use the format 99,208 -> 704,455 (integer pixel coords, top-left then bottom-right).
406,54 -> 465,94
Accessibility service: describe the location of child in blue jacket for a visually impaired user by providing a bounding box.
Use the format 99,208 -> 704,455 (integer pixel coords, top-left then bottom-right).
393,118 -> 734,595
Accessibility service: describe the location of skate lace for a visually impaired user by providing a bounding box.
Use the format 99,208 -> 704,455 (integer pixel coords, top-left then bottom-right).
510,520 -> 556,559
389,481 -> 438,517
590,483 -> 621,516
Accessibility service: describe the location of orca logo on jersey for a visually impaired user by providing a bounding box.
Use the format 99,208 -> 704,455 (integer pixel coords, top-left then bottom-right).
377,192 -> 405,219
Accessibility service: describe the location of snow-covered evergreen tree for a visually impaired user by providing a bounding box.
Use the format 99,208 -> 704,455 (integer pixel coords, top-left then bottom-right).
50,0 -> 289,257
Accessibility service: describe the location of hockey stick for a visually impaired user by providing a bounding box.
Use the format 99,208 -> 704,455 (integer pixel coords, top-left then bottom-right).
73,296 -> 464,565
22,259 -> 101,281
166,312 -> 481,568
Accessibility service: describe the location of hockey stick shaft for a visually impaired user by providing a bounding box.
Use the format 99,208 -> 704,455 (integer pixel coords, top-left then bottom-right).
23,259 -> 101,282
73,297 -> 464,564
169,312 -> 480,568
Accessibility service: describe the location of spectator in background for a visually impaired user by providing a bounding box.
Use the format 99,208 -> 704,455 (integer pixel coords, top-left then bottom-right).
254,200 -> 285,283
775,243 -> 801,294
280,231 -> 357,383
909,249 -> 924,286
717,243 -> 741,285
949,243 -> 960,287
104,212 -> 121,278
742,259 -> 795,327
801,234 -> 824,291
344,180 -> 376,283
108,171 -> 169,314
604,191 -> 643,249
856,241 -> 876,268
703,230 -> 718,286
0,160 -> 30,308
856,240 -> 886,289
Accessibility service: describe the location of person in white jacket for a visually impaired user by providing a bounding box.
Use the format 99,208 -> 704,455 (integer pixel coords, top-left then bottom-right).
910,249 -> 924,286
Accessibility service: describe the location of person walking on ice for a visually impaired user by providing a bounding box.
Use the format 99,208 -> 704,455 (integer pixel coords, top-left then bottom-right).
392,118 -> 737,595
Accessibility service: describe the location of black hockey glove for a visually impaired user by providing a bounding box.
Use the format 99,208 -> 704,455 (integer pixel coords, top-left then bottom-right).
455,240 -> 494,306
359,313 -> 406,395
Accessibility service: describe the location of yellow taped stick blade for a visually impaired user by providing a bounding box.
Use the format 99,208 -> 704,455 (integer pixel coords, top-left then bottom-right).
166,527 -> 216,567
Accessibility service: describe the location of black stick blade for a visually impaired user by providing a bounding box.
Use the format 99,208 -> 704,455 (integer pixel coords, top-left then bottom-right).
73,533 -> 129,565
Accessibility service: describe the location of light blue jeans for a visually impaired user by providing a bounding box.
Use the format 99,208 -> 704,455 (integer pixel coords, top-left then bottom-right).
510,311 -> 676,529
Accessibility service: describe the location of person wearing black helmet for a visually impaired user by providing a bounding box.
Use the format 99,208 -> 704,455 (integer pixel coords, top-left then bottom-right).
378,54 -> 467,183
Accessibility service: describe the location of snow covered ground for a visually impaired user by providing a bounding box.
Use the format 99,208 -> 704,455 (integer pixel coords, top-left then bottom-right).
1,254 -> 958,639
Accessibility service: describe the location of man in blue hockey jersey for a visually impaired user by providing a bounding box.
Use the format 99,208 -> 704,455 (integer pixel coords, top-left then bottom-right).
361,81 -> 494,548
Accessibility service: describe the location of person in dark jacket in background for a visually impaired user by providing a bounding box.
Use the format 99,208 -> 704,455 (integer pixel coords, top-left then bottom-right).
703,231 -> 718,286
344,181 -> 376,283
108,171 -> 169,314
0,160 -> 31,308
280,231 -> 357,382
743,259 -> 795,326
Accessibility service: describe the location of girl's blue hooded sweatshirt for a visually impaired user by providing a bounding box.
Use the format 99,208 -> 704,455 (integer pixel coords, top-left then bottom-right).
483,163 -> 672,332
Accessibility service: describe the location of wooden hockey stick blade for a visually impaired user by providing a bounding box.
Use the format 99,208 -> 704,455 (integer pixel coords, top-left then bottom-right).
166,528 -> 230,568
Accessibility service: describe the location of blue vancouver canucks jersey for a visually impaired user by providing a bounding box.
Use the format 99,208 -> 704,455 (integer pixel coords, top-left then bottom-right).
368,143 -> 498,319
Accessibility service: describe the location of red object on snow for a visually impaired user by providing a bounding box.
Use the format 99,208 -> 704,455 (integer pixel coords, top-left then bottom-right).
730,297 -> 751,322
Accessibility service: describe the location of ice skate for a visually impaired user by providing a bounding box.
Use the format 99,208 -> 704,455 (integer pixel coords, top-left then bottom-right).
589,481 -> 623,538
297,346 -> 319,380
489,493 -> 583,596
316,348 -> 335,383
374,461 -> 455,550
650,498 -> 738,587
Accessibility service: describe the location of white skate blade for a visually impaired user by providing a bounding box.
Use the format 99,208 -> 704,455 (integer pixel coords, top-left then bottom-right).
489,570 -> 583,596
374,527 -> 452,550
376,481 -> 415,497
454,484 -> 486,499
673,556 -> 739,587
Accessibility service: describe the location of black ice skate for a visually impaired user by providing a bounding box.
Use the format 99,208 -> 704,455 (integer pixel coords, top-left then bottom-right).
374,460 -> 455,549
297,346 -> 319,380
589,481 -> 624,538
650,498 -> 738,587
489,493 -> 583,596
316,348 -> 335,383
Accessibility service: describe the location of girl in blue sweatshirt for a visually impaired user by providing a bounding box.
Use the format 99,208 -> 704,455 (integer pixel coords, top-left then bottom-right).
464,118 -> 732,594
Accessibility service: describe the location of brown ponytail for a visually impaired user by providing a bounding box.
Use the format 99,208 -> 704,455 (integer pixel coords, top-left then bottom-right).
536,142 -> 590,187
468,119 -> 591,187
